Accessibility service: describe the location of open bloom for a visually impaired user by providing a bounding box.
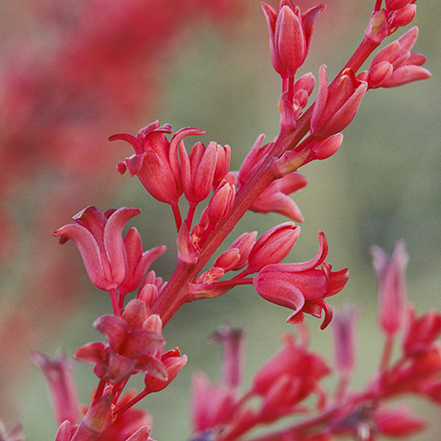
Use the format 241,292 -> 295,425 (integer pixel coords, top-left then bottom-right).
53,206 -> 141,291
110,121 -> 204,206
75,299 -> 167,383
253,232 -> 349,329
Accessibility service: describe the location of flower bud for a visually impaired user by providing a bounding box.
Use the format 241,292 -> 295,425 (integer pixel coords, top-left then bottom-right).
247,223 -> 299,273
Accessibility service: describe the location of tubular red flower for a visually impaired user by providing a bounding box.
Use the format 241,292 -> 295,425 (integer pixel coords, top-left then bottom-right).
262,2 -> 325,78
110,121 -> 205,205
253,232 -> 349,329
53,206 -> 141,291
311,65 -> 367,138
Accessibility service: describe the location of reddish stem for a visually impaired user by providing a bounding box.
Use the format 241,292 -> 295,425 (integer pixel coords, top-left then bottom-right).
114,389 -> 149,417
109,288 -> 121,317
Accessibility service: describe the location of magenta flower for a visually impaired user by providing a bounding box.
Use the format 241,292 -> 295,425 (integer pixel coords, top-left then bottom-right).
53,206 -> 141,292
311,65 -> 367,138
262,1 -> 325,78
253,232 -> 349,329
75,299 -> 167,383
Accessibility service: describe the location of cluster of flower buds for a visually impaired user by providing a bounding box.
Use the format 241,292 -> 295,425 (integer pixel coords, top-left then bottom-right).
358,26 -> 431,89
186,224 -> 348,329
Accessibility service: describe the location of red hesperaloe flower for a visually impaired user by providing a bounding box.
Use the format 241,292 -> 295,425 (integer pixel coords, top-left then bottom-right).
253,232 -> 349,329
75,300 -> 168,384
261,1 -> 325,81
53,206 -> 140,292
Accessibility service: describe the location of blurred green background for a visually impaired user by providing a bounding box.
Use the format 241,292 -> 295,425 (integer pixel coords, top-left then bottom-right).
1,0 -> 440,440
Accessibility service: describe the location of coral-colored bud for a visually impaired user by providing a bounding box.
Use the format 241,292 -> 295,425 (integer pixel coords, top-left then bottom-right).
387,5 -> 416,32
303,133 -> 343,164
382,64 -> 431,88
262,2 -> 324,78
371,240 -> 408,337
144,348 -> 187,393
137,284 -> 159,308
228,231 -> 258,271
276,6 -> 306,75
54,420 -> 74,441
213,144 -> 231,189
214,249 -> 241,272
207,181 -> 235,225
311,65 -> 367,138
367,61 -> 393,88
385,0 -> 413,10
247,222 -> 300,273
180,140 -> 218,206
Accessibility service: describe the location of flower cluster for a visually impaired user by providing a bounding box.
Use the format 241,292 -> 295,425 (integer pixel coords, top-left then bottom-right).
19,0 -> 437,440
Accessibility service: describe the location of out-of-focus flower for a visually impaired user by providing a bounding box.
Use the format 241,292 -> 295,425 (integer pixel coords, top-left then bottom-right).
371,240 -> 408,338
31,350 -> 80,426
311,65 -> 367,139
210,326 -> 246,390
251,333 -> 330,410
374,404 -> 427,437
403,307 -> 441,357
253,232 -> 349,329
331,302 -> 360,386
